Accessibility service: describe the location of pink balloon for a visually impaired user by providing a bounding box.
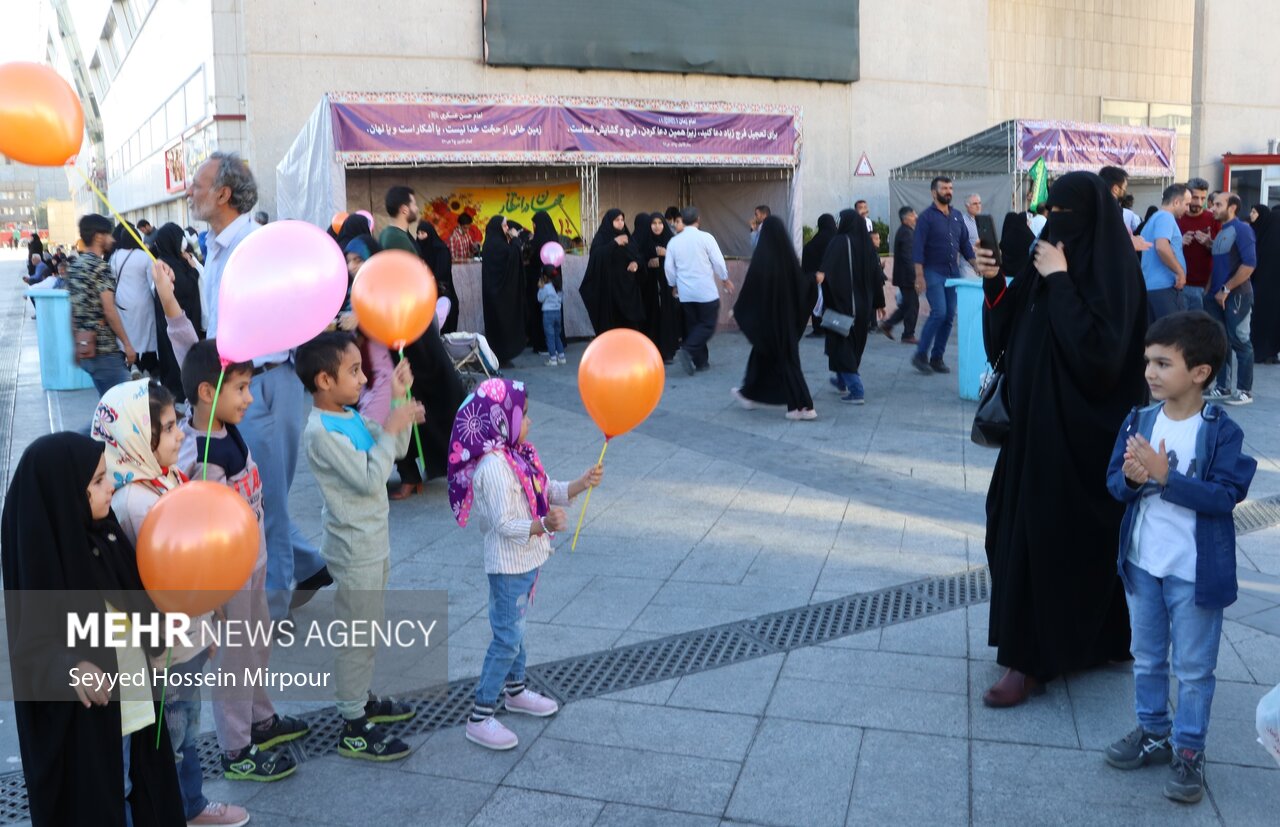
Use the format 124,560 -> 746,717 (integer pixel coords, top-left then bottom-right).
356,210 -> 375,232
216,220 -> 348,363
540,241 -> 565,267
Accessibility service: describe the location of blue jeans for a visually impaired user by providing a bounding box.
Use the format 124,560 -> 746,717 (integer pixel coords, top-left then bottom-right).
1146,287 -> 1185,323
123,735 -> 132,827
680,299 -> 720,368
237,363 -> 326,619
1206,289 -> 1254,394
476,569 -> 540,707
81,352 -> 132,397
1124,561 -> 1223,753
165,694 -> 209,819
1182,285 -> 1205,313
915,271 -> 957,361
542,309 -> 564,358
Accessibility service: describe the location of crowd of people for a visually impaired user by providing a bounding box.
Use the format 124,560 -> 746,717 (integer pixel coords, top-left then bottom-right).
4,154 -> 1277,824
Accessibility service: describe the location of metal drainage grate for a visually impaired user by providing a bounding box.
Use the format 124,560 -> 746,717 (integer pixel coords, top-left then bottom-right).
0,567 -> 991,823
1235,495 -> 1280,535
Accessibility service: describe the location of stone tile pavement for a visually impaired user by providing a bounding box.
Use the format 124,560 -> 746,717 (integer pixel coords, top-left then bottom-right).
2,251 -> 1278,825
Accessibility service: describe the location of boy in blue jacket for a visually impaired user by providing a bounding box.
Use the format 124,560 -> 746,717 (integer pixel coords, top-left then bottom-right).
1104,311 -> 1256,804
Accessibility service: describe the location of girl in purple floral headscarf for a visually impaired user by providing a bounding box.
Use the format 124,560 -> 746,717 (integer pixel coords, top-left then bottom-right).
446,378 -> 603,750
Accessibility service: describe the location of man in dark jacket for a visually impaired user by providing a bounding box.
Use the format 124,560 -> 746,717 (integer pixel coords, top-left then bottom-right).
879,206 -> 919,343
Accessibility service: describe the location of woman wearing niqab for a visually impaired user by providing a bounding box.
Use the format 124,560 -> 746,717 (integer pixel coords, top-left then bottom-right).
980,171 -> 1147,707
481,215 -> 527,366
578,209 -> 644,334
733,215 -> 816,416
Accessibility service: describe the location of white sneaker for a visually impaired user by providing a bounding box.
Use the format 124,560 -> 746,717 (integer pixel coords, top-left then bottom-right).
785,408 -> 818,421
731,387 -> 757,410
546,358 -> 559,366
1204,387 -> 1230,400
1225,390 -> 1253,406
557,354 -> 567,365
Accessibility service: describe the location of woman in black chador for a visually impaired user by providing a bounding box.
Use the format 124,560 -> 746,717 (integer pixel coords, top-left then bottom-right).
638,210 -> 680,360
578,209 -> 644,334
980,171 -> 1148,707
801,213 -> 836,335
525,211 -> 561,353
817,209 -> 884,402
416,220 -> 458,334
480,215 -> 526,366
733,215 -> 816,418
1249,204 -> 1280,364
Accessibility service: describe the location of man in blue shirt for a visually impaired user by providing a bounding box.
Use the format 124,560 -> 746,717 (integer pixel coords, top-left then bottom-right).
1204,192 -> 1256,405
910,176 -> 977,374
1139,184 -> 1189,322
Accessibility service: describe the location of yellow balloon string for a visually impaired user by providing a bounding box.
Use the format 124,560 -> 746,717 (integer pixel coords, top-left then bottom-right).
570,438 -> 609,552
74,167 -> 156,262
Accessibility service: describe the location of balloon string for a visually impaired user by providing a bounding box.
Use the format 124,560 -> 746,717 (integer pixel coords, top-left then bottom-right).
154,646 -> 172,749
399,346 -> 425,479
201,368 -> 227,481
74,167 -> 156,262
570,438 -> 610,552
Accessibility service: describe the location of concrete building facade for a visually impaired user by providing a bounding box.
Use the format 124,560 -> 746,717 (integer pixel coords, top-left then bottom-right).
49,0 -> 1243,232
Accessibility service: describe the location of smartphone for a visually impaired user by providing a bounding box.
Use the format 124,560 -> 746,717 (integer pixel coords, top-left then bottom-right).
975,214 -> 1002,269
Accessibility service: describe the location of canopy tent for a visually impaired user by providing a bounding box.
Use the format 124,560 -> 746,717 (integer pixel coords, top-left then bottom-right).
276,92 -> 804,254
888,119 -> 1177,239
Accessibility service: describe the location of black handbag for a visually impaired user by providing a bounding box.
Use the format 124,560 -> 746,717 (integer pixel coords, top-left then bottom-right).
971,352 -> 1010,448
818,237 -> 856,337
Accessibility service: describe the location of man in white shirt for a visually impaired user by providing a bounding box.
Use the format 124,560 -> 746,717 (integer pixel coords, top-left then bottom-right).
664,206 -> 734,375
959,194 -> 982,278
188,151 -> 331,619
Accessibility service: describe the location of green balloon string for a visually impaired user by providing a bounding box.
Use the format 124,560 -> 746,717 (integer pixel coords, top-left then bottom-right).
201,367 -> 227,481
400,346 -> 426,479
154,647 -> 172,749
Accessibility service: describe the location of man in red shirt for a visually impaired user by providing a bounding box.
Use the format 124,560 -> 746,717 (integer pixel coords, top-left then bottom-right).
1177,177 -> 1219,311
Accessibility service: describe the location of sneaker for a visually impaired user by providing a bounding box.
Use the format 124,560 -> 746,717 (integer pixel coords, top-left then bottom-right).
839,392 -> 866,405
901,335 -> 919,345
1103,727 -> 1172,770
1224,390 -> 1253,406
188,801 -> 250,826
557,354 -> 567,365
503,688 -> 559,717
365,694 -> 416,724
1203,387 -> 1230,400
465,716 -> 519,750
1164,747 -> 1206,804
694,363 -> 710,372
221,745 -> 296,782
785,408 -> 818,421
337,718 -> 411,762
829,376 -> 847,393
676,349 -> 695,375
911,353 -> 934,375
730,387 -> 757,410
251,714 -> 311,750
930,359 -> 951,374
290,566 -> 334,610
546,357 -> 559,366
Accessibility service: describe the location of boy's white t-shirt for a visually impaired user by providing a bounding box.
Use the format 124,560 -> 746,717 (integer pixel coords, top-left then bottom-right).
1129,409 -> 1203,582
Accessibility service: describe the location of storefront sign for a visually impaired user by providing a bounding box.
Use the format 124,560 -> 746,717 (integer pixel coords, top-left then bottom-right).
330,94 -> 801,166
421,182 -> 583,244
1016,120 -> 1176,177
164,143 -> 186,193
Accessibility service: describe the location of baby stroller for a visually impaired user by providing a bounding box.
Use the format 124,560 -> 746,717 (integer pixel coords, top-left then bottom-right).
437,299 -> 501,390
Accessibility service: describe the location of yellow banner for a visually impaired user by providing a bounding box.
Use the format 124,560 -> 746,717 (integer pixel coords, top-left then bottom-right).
421,182 -> 583,247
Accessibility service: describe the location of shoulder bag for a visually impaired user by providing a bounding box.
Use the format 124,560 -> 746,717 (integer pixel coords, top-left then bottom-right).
971,350 -> 1009,447
819,237 -> 856,337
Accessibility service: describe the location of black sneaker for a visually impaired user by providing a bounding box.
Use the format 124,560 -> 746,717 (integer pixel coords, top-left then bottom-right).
1164,747 -> 1205,804
337,718 -> 411,762
911,353 -> 934,375
1104,727 -> 1172,770
365,694 -> 416,724
290,566 -> 335,610
222,745 -> 297,782
251,713 -> 311,750
929,359 -> 951,374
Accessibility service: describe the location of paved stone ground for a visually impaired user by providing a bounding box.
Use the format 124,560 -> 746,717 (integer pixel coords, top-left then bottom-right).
2,248 -> 1278,825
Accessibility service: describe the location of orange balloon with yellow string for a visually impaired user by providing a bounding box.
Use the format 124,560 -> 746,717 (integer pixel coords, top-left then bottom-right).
0,62 -> 84,166
350,249 -> 438,350
577,329 -> 665,439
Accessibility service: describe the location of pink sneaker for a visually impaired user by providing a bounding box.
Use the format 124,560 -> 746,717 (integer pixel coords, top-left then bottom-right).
465,716 -> 519,750
504,688 -> 560,717
188,801 -> 250,826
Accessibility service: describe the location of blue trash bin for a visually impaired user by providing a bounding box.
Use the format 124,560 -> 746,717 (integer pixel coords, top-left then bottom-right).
945,278 -> 990,401
26,287 -> 96,391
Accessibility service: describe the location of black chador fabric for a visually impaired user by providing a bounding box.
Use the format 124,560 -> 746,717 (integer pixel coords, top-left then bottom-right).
335,213 -> 372,252
396,322 -> 468,481
818,209 -> 884,374
981,171 -> 1147,682
525,211 -> 560,352
999,211 -> 1036,280
151,222 -> 204,402
480,215 -> 526,364
417,221 -> 458,335
638,211 -> 679,359
734,216 -> 816,411
1250,205 -> 1280,363
801,213 -> 836,275
578,209 -> 644,334
1,434 -> 185,827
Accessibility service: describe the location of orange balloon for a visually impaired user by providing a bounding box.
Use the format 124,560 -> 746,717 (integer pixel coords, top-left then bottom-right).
331,211 -> 349,234
577,329 -> 665,438
0,62 -> 85,166
351,249 -> 438,349
136,482 -> 259,616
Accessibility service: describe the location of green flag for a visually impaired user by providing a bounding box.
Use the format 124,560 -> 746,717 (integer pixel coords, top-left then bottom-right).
1028,157 -> 1049,212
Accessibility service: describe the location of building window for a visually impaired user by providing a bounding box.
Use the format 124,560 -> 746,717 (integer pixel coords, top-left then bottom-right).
113,0 -> 138,37
1101,99 -> 1192,140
